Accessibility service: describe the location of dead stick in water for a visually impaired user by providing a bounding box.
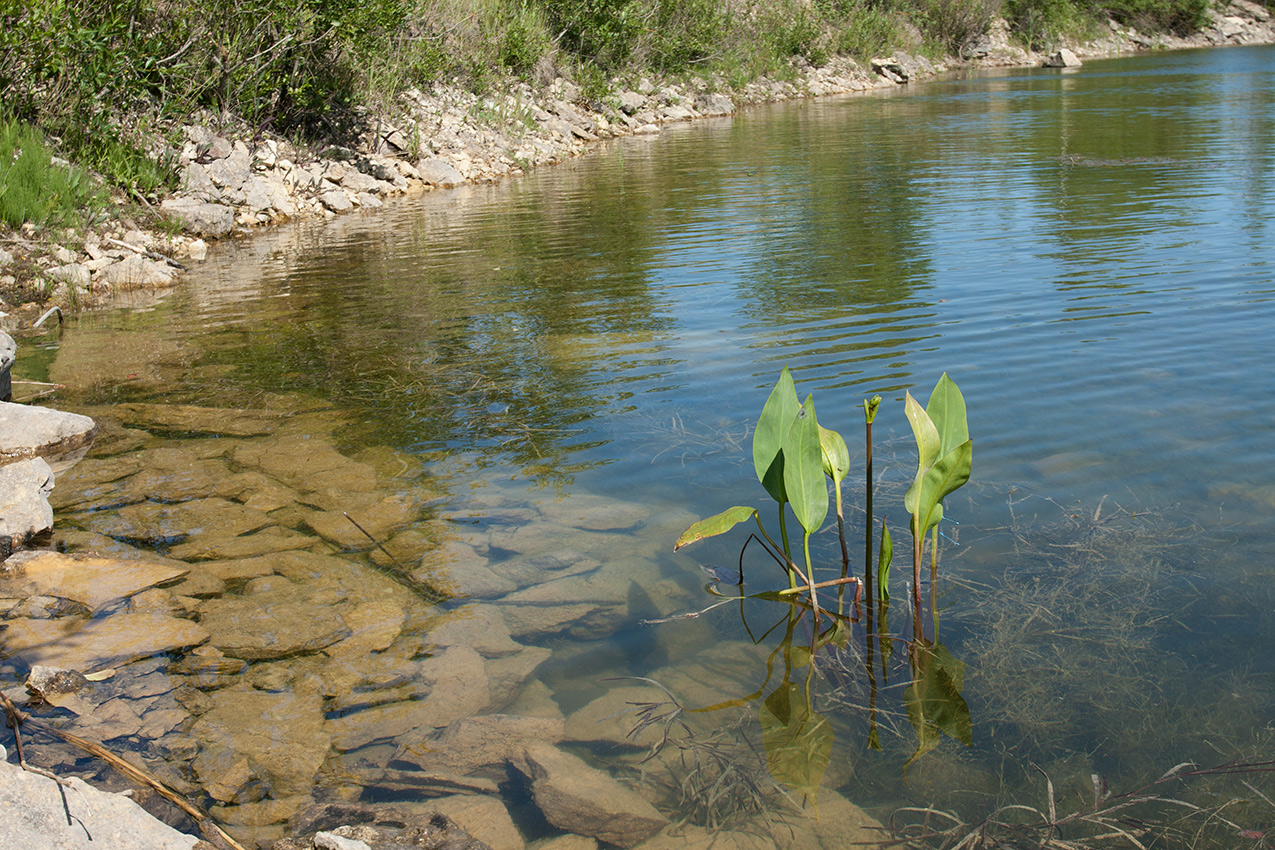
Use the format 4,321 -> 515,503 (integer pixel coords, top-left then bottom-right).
1,696 -> 248,850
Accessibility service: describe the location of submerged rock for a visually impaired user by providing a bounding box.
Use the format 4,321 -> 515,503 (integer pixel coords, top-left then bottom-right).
192,686 -> 331,799
199,587 -> 353,661
517,742 -> 667,848
0,549 -> 188,613
1,611 -> 209,671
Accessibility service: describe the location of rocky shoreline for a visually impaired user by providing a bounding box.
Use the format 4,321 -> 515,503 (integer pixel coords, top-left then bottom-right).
1,3 -> 1273,318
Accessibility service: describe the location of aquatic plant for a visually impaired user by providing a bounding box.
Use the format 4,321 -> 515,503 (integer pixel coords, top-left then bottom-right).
674,368 -> 972,620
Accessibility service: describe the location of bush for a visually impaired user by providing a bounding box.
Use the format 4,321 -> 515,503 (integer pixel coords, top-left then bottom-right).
911,0 -> 1001,53
1005,0 -> 1079,49
832,4 -> 903,59
1097,0 -> 1210,35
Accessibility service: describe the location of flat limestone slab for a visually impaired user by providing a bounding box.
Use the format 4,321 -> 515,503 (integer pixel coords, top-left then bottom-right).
0,401 -> 98,468
2,611 -> 210,671
2,550 -> 188,613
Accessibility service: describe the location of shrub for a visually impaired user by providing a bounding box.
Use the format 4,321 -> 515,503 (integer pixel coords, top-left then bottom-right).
911,0 -> 1001,54
1097,0 -> 1211,35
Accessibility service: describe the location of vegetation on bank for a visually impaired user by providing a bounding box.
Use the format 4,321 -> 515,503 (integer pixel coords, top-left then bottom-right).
0,0 -> 1252,233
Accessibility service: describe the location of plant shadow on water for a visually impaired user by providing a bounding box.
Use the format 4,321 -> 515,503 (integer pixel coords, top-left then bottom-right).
619,371 -> 1275,849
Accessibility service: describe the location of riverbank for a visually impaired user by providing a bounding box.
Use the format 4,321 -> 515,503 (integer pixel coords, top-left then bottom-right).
0,1 -> 1272,323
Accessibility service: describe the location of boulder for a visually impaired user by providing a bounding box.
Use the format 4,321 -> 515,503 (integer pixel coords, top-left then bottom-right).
160,197 -> 235,237
415,159 -> 465,188
0,401 -> 98,468
1044,48 -> 1083,68
318,192 -> 354,214
0,458 -> 54,554
517,742 -> 667,848
0,758 -> 199,849
617,91 -> 647,115
693,93 -> 734,116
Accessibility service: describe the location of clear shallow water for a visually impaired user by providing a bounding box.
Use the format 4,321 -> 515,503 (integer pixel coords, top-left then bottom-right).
26,44 -> 1275,844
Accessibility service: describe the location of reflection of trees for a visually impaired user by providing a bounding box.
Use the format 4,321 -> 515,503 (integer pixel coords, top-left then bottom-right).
729,98 -> 935,322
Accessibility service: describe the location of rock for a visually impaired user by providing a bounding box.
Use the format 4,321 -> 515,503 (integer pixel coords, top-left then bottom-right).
564,685 -> 670,747
0,401 -> 98,468
199,589 -> 353,660
427,796 -> 523,850
25,665 -> 90,700
168,524 -> 318,560
693,93 -> 734,116
634,124 -> 660,136
160,197 -> 235,237
0,758 -> 199,849
393,714 -> 565,781
0,457 -> 54,553
80,402 -> 287,436
80,496 -> 273,548
1,611 -> 210,670
207,145 -> 252,190
192,687 -> 331,799
483,645 -> 551,710
303,494 -> 417,548
659,105 -> 695,122
47,262 -> 91,289
416,159 -> 465,188
183,238 -> 208,261
428,605 -> 525,658
617,91 -> 646,115
530,837 -> 597,850
1044,48 -> 1083,68
517,742 -> 667,848
0,549 -> 188,612
180,162 -> 217,198
871,57 -> 908,83
497,602 -> 611,641
281,805 -> 492,850
320,190 -> 355,213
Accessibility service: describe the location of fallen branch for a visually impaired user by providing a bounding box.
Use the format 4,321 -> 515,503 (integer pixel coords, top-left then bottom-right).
104,237 -> 189,272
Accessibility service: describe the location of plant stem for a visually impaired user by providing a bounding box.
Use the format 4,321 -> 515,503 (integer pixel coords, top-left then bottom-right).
863,412 -> 875,621
912,516 -> 923,612
778,508 -> 796,590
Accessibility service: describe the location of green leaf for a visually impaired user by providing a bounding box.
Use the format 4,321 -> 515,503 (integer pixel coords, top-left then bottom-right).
783,395 -> 828,537
753,368 -> 800,506
903,391 -> 941,518
926,373 -> 969,457
904,640 -> 973,767
673,506 -> 758,551
818,424 -> 850,487
759,680 -> 833,803
912,439 -> 973,537
877,521 -> 892,602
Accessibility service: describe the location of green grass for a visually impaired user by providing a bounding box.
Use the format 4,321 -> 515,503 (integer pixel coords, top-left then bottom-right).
0,118 -> 107,231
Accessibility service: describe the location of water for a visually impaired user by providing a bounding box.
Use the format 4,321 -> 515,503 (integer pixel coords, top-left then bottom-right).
19,44 -> 1275,846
